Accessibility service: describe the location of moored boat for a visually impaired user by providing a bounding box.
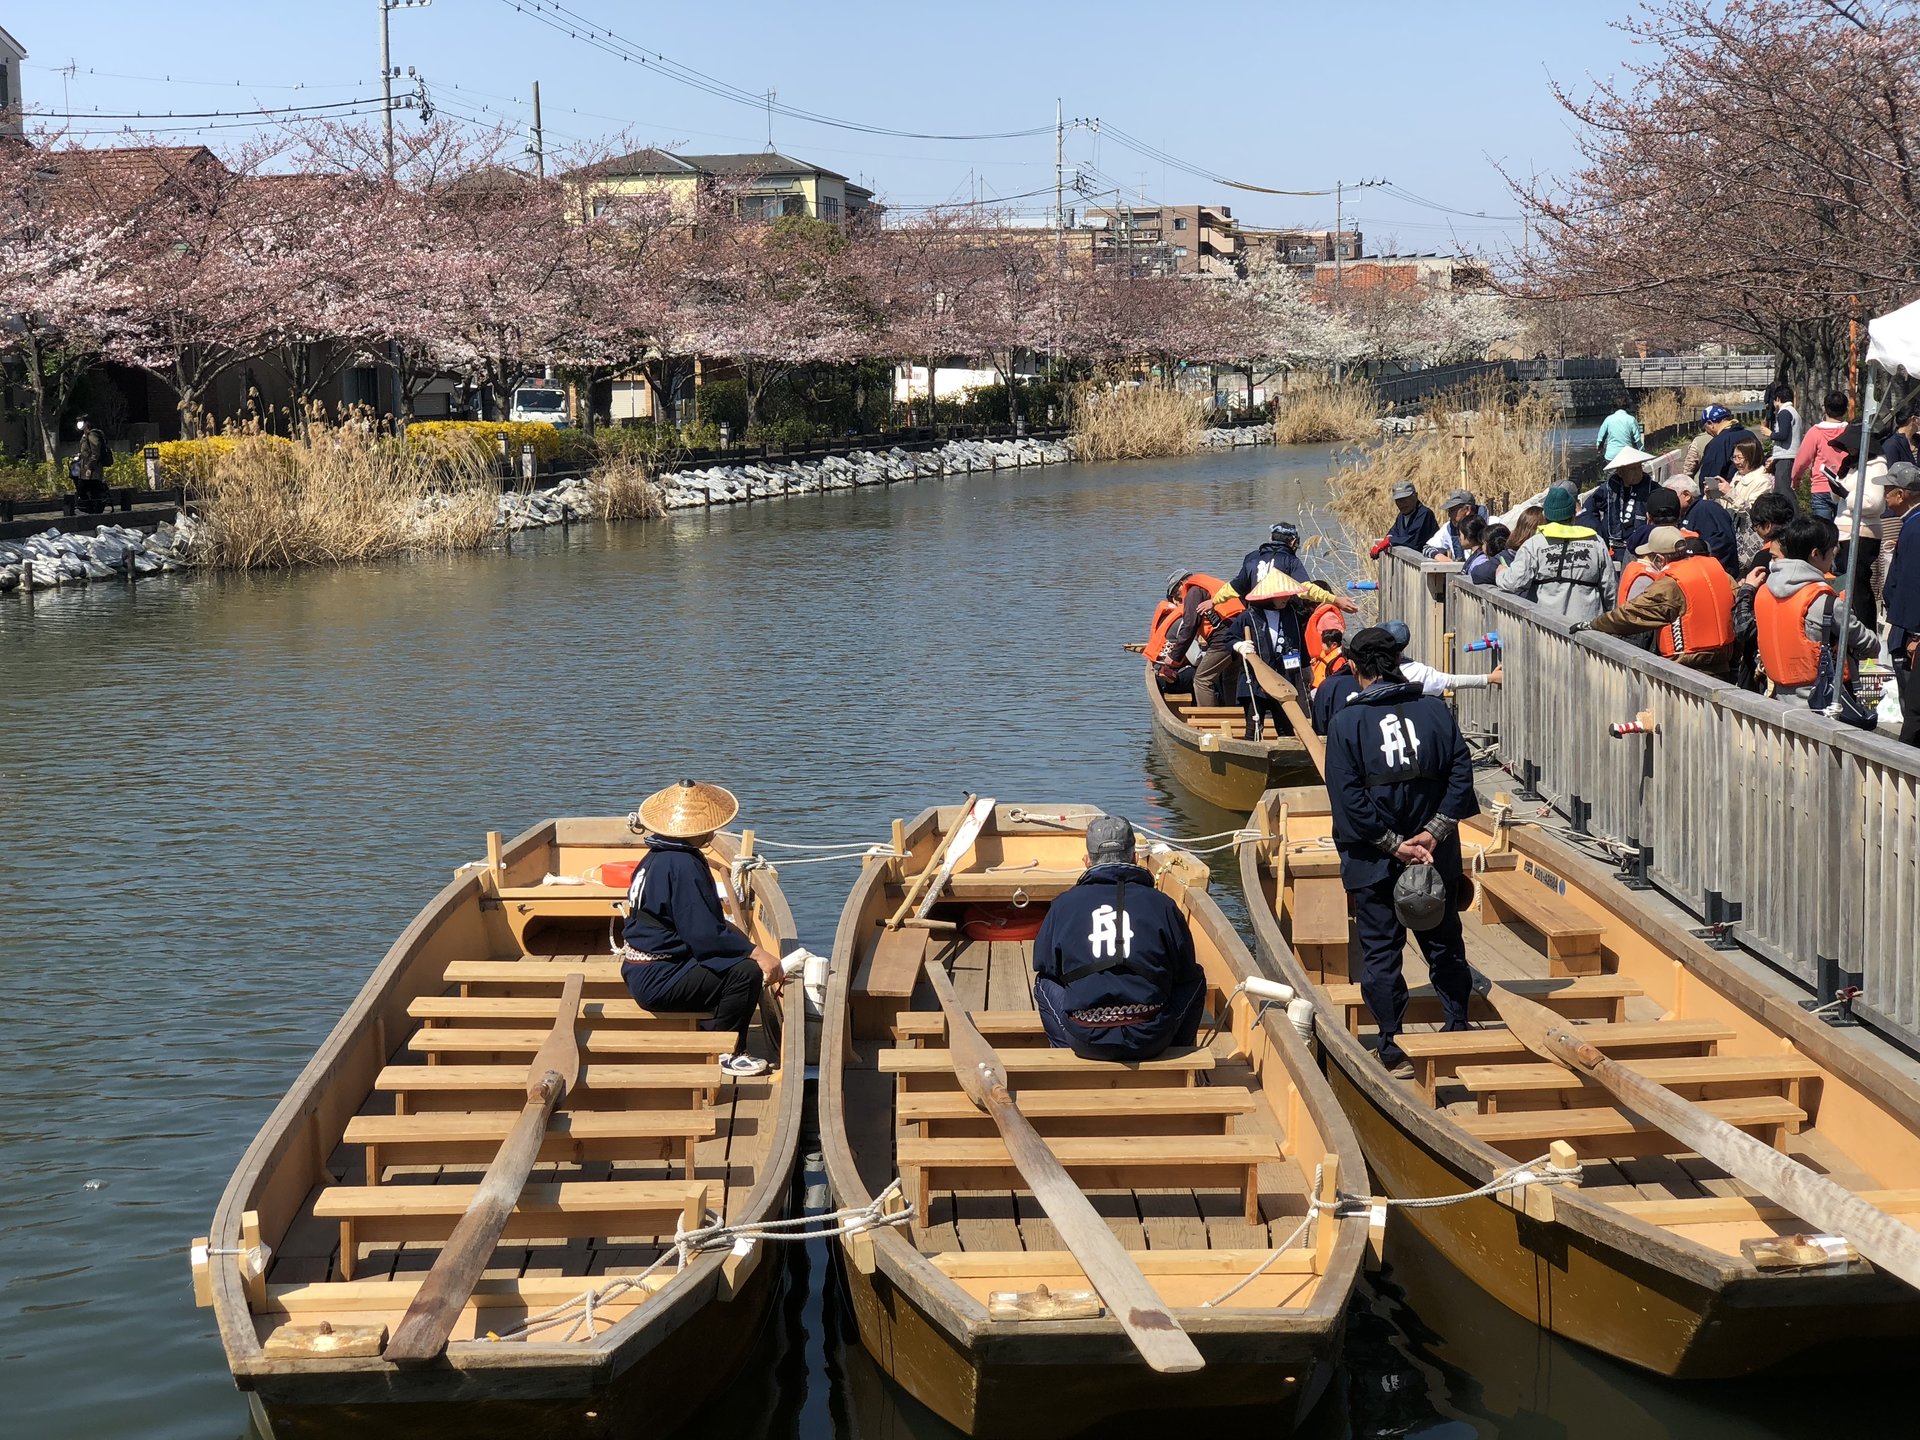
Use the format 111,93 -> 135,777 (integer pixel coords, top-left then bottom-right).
818,800 -> 1367,1438
196,815 -> 805,1438
1241,783 -> 1920,1377
1144,662 -> 1314,812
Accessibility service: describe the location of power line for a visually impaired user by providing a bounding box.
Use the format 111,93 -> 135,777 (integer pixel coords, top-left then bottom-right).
24,62 -> 369,91
30,96 -> 391,121
496,0 -> 1052,142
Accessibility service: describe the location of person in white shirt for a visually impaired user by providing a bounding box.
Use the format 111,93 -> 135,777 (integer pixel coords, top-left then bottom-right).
1423,488 -> 1488,561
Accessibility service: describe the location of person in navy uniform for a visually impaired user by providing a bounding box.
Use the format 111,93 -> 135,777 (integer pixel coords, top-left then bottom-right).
621,780 -> 784,1078
1324,628 -> 1480,1076
1031,815 -> 1205,1062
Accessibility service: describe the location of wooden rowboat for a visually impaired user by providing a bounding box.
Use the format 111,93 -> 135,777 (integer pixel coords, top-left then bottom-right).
196,818 -> 805,1438
818,802 -> 1367,1437
1144,662 -> 1314,813
1241,784 -> 1920,1377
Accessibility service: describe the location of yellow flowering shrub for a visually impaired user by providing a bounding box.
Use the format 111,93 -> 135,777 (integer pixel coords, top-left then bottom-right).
140,436 -> 292,484
406,421 -> 563,464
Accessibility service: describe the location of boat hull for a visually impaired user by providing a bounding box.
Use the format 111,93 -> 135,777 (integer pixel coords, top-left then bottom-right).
1144,665 -> 1310,813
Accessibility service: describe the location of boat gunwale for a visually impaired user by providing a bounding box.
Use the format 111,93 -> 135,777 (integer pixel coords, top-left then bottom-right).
208,817 -> 808,1384
1143,660 -> 1305,766
815,801 -> 1364,1361
1238,784 -> 1920,1297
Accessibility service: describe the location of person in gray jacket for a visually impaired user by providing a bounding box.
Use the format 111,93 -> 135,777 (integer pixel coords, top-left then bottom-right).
1495,485 -> 1614,623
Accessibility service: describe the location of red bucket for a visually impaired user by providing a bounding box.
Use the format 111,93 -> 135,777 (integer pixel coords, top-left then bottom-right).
595,859 -> 642,890
960,903 -> 1046,942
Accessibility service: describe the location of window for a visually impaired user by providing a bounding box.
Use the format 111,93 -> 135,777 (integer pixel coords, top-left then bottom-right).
1172,245 -> 1188,257
738,194 -> 779,222
781,194 -> 806,218
820,195 -> 841,223
1172,216 -> 1188,231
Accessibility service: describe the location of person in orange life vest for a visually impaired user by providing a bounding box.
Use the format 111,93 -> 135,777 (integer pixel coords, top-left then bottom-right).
1571,526 -> 1738,676
1195,525 -> 1356,706
1147,570 -> 1237,691
1748,516 -> 1880,704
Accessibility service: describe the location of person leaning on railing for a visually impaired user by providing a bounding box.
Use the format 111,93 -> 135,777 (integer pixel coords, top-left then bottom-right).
1496,485 -> 1614,623
1571,525 -> 1737,678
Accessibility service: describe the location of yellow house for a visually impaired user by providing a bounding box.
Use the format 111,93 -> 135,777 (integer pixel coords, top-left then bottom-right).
578,148 -> 875,227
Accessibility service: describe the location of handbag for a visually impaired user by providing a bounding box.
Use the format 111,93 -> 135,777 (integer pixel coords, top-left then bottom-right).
1809,598 -> 1878,730
67,458 -> 81,481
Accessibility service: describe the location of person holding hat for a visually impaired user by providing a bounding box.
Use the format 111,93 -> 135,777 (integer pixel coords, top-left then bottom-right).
1696,405 -> 1756,490
1422,488 -> 1487,561
1382,481 -> 1439,553
1324,627 -> 1479,1078
1499,485 -> 1613,622
620,781 -> 783,1079
1580,446 -> 1657,564
1573,525 -> 1738,676
1878,462 -> 1920,743
1595,395 -> 1644,464
1030,815 -> 1205,1063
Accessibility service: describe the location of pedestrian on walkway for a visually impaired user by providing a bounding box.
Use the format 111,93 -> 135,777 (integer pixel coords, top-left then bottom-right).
1696,405 -> 1756,491
1501,485 -> 1614,622
71,416 -> 109,515
1767,384 -> 1801,496
1581,446 -> 1658,565
1596,396 -> 1644,463
1574,525 -> 1738,676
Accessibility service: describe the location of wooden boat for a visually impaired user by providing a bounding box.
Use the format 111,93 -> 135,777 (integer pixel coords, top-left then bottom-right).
1241,783 -> 1920,1378
1144,662 -> 1314,812
195,818 -> 805,1439
818,801 -> 1367,1438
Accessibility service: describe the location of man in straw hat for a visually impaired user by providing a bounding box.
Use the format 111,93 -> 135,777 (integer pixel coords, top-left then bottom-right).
1581,444 -> 1658,565
621,780 -> 782,1078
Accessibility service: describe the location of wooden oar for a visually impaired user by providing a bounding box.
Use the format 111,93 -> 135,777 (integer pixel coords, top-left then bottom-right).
885,794 -> 994,929
385,972 -> 587,1364
913,807 -> 1204,1373
1241,647 -> 1325,774
884,793 -> 979,928
1475,979 -> 1920,1292
920,955 -> 1205,1372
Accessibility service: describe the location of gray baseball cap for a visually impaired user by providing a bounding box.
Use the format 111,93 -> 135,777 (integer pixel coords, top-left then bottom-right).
1389,480 -> 1417,500
1084,815 -> 1137,864
1443,488 -> 1477,511
1885,461 -> 1920,492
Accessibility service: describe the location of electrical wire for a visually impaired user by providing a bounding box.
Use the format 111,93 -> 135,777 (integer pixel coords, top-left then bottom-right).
31,96 -> 392,122
1098,123 -> 1342,198
25,62 -> 369,92
496,0 -> 1052,142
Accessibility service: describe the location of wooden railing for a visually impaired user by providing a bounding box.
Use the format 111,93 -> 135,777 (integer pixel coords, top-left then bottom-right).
1375,544 -> 1920,1048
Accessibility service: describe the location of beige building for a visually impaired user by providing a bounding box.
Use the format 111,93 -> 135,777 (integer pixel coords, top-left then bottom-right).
578,149 -> 875,226
1242,226 -> 1364,267
0,24 -> 25,138
1085,203 -> 1240,278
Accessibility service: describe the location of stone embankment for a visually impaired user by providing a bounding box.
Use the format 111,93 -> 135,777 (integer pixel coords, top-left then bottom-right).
3,431 -> 1258,594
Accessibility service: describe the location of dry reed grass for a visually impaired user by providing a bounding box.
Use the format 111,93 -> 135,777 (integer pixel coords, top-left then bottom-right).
1071,383 -> 1205,460
195,423 -> 497,570
592,455 -> 664,521
1326,381 -> 1564,543
1271,379 -> 1382,445
1639,388 -> 1683,436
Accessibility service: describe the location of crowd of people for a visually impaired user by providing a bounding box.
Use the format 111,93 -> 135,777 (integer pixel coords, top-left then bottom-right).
1380,393 -> 1920,746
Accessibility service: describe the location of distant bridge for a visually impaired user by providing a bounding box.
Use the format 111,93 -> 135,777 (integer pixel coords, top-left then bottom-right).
1365,355 -> 1778,416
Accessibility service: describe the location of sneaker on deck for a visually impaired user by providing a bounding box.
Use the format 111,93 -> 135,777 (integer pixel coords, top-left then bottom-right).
1378,1043 -> 1415,1080
718,1052 -> 770,1079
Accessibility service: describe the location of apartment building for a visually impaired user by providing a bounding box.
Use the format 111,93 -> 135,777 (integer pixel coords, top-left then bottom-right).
578,149 -> 875,227
1084,203 -> 1240,278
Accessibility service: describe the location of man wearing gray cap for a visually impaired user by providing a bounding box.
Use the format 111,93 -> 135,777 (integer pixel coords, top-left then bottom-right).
1382,481 -> 1439,553
1030,816 -> 1206,1062
1423,488 -> 1487,562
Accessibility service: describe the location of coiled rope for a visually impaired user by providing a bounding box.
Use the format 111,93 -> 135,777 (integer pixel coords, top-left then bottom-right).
484,1181 -> 916,1344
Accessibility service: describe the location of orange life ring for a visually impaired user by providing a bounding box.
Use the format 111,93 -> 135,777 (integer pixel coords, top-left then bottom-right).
961,903 -> 1046,941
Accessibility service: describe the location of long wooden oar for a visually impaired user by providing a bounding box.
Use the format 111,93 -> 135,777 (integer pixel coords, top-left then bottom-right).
385,971 -> 587,1364
1476,980 -> 1920,1291
913,807 -> 1204,1373
1241,647 -> 1325,774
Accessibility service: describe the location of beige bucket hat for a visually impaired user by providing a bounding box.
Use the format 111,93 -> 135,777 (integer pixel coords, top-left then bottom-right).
637,779 -> 739,839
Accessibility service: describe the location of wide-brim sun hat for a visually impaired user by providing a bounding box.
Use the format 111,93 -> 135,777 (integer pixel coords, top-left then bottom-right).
1604,446 -> 1656,471
1246,568 -> 1310,603
637,779 -> 739,839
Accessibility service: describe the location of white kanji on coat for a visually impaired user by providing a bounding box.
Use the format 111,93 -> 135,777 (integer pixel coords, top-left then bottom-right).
1380,712 -> 1421,769
1088,904 -> 1134,959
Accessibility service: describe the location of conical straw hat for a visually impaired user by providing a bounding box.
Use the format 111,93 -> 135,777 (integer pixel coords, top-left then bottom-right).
637,780 -> 738,839
1246,568 -> 1310,604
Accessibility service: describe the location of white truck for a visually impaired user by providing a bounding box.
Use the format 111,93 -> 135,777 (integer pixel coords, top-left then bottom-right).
507,379 -> 569,427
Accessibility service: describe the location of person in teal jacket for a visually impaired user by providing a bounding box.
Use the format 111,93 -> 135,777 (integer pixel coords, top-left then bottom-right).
1595,398 -> 1645,463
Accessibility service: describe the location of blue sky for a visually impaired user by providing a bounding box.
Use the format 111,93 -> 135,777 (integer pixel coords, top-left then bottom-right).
8,1 -> 1641,255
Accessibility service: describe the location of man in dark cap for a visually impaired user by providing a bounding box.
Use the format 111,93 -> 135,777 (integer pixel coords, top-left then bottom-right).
1324,628 -> 1480,1077
1423,488 -> 1485,561
1382,481 -> 1439,553
1030,815 -> 1205,1062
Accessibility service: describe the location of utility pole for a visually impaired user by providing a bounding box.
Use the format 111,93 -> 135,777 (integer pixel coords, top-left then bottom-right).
1333,181 -> 1343,382
531,80 -> 545,179
378,0 -> 432,181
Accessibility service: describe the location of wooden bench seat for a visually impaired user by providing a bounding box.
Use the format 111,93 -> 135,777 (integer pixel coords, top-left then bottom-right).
1289,874 -> 1351,983
442,959 -> 628,988
1478,869 -> 1605,974
343,1109 -> 716,1181
896,1086 -> 1255,1137
407,995 -> 706,1028
375,1062 -> 716,1109
408,1028 -> 732,1059
942,871 -> 1083,900
1456,1054 -> 1820,1117
878,1045 -> 1214,1090
1327,975 -> 1643,1035
1399,1019 -> 1734,1095
1611,1189 -> 1920,1228
315,1180 -> 709,1280
1457,1095 -> 1806,1159
897,1133 -> 1281,1224
891,1010 -> 1048,1046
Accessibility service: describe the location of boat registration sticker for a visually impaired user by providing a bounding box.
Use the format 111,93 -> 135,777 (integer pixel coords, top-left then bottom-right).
1524,860 -> 1567,896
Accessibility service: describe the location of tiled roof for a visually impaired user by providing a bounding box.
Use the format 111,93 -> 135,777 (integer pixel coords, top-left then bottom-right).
33,144 -> 225,212
581,148 -> 847,183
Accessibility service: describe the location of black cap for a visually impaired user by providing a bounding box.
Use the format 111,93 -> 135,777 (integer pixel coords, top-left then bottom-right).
1084,815 -> 1137,864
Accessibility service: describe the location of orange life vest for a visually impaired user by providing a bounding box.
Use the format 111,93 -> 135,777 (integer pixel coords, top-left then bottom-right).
1617,557 -> 1657,607
1753,578 -> 1833,687
1303,602 -> 1350,689
1147,572 -> 1239,671
1655,556 -> 1736,660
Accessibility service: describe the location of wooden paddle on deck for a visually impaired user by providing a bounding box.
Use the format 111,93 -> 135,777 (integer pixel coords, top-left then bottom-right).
384,971 -> 587,1364
1240,647 -> 1326,774
911,804 -> 1205,1373
1476,979 -> 1920,1291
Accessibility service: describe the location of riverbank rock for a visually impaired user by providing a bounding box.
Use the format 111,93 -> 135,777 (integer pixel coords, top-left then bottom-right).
653,435 -> 1077,510
1201,423 -> 1276,448
0,519 -> 197,593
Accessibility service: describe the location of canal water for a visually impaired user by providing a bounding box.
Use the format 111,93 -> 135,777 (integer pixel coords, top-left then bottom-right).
0,447 -> 1898,1438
